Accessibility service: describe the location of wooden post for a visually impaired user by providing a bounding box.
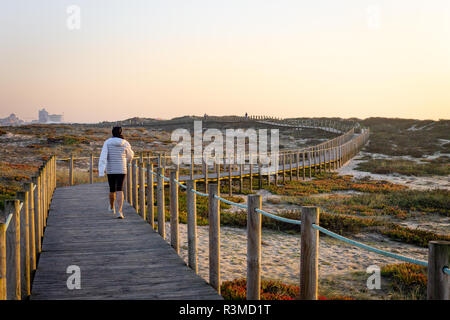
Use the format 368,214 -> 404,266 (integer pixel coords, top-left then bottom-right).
247,194 -> 262,300
275,154 -> 279,186
249,163 -> 253,192
163,153 -> 167,171
300,206 -> 319,300
10,200 -> 21,300
303,151 -> 306,180
89,154 -> 94,184
123,172 -> 128,203
53,155 -> 57,192
208,184 -> 220,293
0,220 -> 5,300
258,161 -> 263,189
239,163 -> 243,193
216,162 -> 221,189
289,153 -> 293,181
203,160 -> 208,193
190,152 -> 194,180
17,191 -> 30,298
228,161 -> 233,196
27,183 -> 36,271
39,169 -> 44,239
170,170 -> 179,254
427,241 -> 449,300
157,167 -> 165,239
318,149 -> 322,174
42,166 -> 47,226
296,152 -> 300,180
308,151 -> 312,178
127,162 -> 132,205
68,155 -> 73,186
329,148 -> 332,171
146,162 -> 154,228
132,159 -> 138,211
32,176 -> 42,253
282,153 -> 286,184
139,161 -> 146,219
330,146 -> 336,171
187,180 -> 197,274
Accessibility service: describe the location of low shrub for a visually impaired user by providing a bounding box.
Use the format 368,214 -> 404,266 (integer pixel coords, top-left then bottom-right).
355,159 -> 450,176
220,278 -> 354,300
263,173 -> 406,196
380,224 -> 450,248
47,135 -> 90,145
381,263 -> 427,299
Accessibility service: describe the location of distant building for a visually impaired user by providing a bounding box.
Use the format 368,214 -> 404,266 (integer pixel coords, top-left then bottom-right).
0,113 -> 24,126
38,108 -> 63,123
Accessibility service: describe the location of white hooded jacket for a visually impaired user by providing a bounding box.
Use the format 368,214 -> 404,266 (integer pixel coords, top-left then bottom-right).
98,137 -> 134,176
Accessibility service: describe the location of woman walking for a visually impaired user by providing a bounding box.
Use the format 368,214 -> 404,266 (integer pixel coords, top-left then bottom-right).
98,126 -> 134,219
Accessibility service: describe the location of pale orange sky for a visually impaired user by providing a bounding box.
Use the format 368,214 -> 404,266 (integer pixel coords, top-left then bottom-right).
1,0 -> 450,123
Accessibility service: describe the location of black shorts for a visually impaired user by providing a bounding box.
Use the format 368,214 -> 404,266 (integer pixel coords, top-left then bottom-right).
107,174 -> 126,192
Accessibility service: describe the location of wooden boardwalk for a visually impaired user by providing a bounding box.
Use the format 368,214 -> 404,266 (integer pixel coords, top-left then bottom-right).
31,183 -> 221,300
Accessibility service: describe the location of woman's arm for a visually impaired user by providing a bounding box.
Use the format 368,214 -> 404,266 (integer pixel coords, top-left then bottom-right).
125,141 -> 134,162
98,140 -> 109,176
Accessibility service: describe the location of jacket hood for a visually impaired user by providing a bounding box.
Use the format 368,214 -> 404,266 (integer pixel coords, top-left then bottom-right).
108,137 -> 126,146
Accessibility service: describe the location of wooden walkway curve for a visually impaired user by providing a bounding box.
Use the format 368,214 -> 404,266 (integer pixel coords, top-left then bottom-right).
31,183 -> 221,300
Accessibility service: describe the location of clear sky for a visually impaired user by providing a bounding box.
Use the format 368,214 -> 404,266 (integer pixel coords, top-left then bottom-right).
1,0 -> 450,123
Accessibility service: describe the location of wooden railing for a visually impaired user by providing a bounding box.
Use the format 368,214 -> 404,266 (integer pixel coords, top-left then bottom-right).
0,156 -> 56,300
60,118 -> 367,190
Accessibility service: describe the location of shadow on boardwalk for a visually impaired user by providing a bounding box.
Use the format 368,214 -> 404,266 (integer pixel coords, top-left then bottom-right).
31,183 -> 221,300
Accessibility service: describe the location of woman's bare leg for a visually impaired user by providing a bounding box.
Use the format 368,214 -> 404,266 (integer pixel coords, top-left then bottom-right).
109,192 -> 115,210
116,191 -> 124,216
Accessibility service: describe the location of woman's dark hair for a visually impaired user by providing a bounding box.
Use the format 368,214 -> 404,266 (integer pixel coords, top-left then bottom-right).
112,126 -> 124,139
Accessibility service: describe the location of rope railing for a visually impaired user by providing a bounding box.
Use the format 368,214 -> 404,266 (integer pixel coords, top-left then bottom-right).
4,213 -> 13,231
248,204 -> 447,300
444,267 -> 450,276
214,195 -> 247,209
192,189 -> 209,197
311,224 -> 428,267
255,208 -> 302,225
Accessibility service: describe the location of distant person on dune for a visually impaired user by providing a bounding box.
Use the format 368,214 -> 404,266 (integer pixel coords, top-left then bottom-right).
98,126 -> 134,219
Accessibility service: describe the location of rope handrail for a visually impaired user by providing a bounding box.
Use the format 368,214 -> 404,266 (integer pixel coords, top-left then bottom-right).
255,208 -> 302,225
311,224 -> 428,267
175,179 -> 187,189
160,174 -> 170,182
192,189 -> 209,197
213,195 -> 247,209
250,206 -> 428,268
444,267 -> 450,275
4,213 -> 13,231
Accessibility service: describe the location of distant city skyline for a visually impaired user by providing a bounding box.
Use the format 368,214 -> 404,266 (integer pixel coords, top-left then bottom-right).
1,1 -> 450,123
